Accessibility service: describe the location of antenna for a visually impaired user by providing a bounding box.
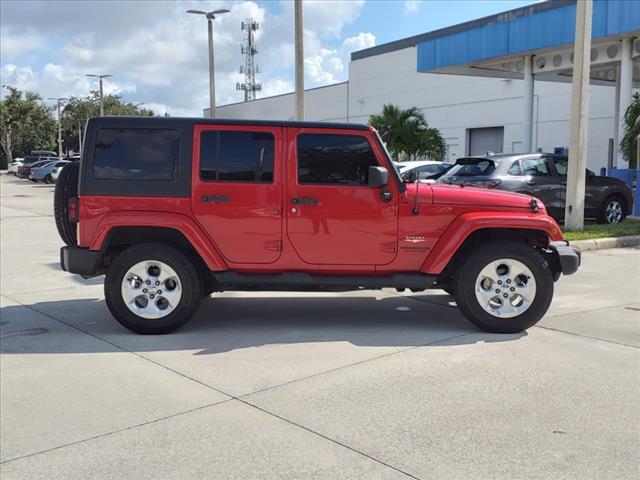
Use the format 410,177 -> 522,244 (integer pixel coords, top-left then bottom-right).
236,19 -> 262,101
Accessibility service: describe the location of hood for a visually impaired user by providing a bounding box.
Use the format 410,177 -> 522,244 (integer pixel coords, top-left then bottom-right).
430,184 -> 541,210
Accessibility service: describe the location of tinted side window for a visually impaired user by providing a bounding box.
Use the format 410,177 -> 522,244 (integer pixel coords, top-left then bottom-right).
297,134 -> 378,185
200,131 -> 274,182
521,158 -> 550,176
94,128 -> 179,180
552,157 -> 568,175
508,161 -> 522,176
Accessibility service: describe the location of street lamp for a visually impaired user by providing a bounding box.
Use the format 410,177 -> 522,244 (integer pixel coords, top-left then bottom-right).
85,74 -> 111,116
186,8 -> 230,119
48,97 -> 68,159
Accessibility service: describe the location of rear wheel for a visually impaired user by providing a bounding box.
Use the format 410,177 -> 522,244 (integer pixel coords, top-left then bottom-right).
597,195 -> 626,224
455,241 -> 553,333
53,161 -> 79,246
105,243 -> 202,334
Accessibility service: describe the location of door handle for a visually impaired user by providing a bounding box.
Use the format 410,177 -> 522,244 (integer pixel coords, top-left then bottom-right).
202,194 -> 229,203
291,197 -> 319,205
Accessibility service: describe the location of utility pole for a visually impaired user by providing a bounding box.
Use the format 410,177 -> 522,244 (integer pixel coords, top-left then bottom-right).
564,0 -> 592,231
236,19 -> 262,101
86,74 -> 111,116
78,122 -> 83,154
294,0 -> 304,120
187,8 -> 230,119
48,97 -> 68,159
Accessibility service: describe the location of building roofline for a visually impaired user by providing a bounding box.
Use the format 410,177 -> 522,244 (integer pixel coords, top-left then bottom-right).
351,0 -> 574,61
216,81 -> 348,110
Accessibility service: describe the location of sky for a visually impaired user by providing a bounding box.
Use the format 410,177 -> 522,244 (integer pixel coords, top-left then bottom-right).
1,0 -> 538,116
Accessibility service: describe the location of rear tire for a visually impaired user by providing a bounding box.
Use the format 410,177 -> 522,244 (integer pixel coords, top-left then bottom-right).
54,161 -> 80,246
105,243 -> 202,334
454,241 -> 553,333
597,195 -> 626,224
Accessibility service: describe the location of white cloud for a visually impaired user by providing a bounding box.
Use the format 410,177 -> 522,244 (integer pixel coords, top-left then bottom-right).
403,0 -> 422,15
0,0 -> 371,115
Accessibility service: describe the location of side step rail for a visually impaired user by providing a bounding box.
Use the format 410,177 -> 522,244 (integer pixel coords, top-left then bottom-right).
212,271 -> 437,292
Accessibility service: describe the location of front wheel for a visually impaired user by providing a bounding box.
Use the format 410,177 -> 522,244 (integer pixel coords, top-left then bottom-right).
44,174 -> 53,184
455,241 -> 553,333
105,244 -> 203,334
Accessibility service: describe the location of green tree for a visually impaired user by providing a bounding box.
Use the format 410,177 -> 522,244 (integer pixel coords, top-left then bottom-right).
368,104 -> 446,162
61,92 -> 155,154
0,87 -> 56,167
620,94 -> 639,169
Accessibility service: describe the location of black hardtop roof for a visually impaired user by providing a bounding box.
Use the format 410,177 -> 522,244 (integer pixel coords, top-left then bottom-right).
86,116 -> 370,131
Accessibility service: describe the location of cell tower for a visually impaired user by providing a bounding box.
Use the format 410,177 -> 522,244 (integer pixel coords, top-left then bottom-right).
236,19 -> 262,102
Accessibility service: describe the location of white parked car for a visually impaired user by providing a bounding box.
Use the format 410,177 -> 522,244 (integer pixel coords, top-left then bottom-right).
394,160 -> 453,180
7,158 -> 24,174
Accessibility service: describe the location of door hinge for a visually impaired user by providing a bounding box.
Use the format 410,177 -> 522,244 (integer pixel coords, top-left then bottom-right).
264,240 -> 282,252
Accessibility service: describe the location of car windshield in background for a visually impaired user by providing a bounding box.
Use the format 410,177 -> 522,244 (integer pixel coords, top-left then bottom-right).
441,158 -> 496,177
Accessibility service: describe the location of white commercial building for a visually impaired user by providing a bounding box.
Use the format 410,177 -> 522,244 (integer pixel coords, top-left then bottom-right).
212,0 -> 640,172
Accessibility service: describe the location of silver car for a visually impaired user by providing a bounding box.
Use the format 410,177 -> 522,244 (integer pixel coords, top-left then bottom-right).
30,160 -> 70,184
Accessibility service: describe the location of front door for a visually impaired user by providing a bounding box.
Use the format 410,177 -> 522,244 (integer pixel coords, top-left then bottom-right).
286,128 -> 398,266
192,124 -> 282,264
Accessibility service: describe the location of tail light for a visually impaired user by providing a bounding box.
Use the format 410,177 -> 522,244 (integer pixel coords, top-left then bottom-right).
68,197 -> 79,222
31,168 -> 36,173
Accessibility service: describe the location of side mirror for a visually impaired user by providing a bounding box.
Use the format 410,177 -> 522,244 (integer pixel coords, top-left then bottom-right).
368,166 -> 389,188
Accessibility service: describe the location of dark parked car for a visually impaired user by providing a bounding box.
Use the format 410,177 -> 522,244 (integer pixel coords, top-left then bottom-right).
437,153 -> 633,224
17,160 -> 52,179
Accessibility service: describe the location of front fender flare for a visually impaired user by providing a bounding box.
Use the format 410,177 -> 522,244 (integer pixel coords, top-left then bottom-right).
420,212 -> 563,274
89,211 -> 228,271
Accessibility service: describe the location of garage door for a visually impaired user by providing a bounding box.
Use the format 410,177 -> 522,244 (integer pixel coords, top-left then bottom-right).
468,127 -> 504,156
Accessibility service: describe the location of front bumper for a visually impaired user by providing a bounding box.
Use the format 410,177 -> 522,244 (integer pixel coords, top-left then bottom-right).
550,243 -> 581,275
60,246 -> 101,277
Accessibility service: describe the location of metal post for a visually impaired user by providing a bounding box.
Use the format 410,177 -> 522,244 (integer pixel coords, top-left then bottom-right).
613,64 -> 621,166
208,18 -> 216,119
57,100 -> 63,159
294,0 -> 304,121
564,0 -> 592,231
523,55 -> 534,152
616,38 -> 633,166
78,122 -> 83,154
99,77 -> 104,116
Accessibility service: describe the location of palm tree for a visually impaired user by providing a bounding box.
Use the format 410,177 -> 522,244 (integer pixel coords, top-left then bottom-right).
368,104 -> 446,162
620,93 -> 639,169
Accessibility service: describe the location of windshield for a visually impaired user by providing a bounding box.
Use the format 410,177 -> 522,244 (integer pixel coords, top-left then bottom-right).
440,159 -> 496,178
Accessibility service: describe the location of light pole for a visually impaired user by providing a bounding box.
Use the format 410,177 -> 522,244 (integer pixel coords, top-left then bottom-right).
86,74 -> 111,116
294,0 -> 304,120
48,97 -> 68,159
186,8 -> 230,119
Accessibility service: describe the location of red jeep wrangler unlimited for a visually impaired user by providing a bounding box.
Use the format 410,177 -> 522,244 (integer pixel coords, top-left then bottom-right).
56,117 -> 580,334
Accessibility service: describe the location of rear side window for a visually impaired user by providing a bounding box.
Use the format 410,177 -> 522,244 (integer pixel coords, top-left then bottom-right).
200,131 -> 274,182
507,162 -> 522,176
297,134 -> 378,185
521,157 -> 550,176
552,157 -> 568,175
93,128 -> 179,180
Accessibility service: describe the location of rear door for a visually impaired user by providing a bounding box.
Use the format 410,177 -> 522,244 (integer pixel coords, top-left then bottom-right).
192,124 -> 282,264
520,156 -> 564,218
286,128 -> 398,266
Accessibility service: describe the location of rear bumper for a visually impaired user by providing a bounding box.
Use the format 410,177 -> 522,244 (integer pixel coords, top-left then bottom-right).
60,246 -> 101,277
551,243 -> 581,275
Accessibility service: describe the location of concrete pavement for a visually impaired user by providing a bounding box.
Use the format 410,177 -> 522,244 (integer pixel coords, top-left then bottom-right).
1,173 -> 639,479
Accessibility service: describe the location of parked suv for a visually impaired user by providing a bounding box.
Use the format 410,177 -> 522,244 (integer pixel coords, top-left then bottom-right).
56,117 -> 580,334
438,154 -> 633,224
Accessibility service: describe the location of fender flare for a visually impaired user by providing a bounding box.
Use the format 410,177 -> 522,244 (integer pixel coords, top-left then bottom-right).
420,212 -> 563,274
89,211 -> 228,271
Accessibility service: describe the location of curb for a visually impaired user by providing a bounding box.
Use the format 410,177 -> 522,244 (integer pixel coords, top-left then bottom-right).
569,235 -> 640,252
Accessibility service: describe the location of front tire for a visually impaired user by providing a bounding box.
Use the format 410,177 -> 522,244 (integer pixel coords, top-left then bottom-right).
455,241 -> 553,333
44,174 -> 53,184
105,244 -> 203,334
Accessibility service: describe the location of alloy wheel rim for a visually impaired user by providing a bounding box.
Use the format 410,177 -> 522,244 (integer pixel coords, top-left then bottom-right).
475,259 -> 537,319
121,260 -> 182,319
605,200 -> 622,224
